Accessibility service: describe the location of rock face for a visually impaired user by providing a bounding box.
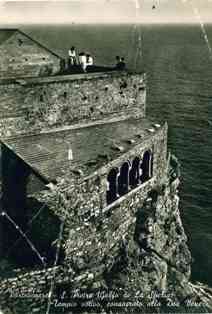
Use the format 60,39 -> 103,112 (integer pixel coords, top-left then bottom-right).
106,176 -> 191,301
102,174 -> 212,313
1,166 -> 212,313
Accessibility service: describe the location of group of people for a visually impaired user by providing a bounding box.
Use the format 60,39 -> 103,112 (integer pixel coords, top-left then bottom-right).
68,46 -> 93,72
65,46 -> 127,73
115,56 -> 126,70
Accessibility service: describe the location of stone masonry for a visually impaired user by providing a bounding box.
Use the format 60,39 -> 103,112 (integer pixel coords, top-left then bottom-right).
0,29 -> 61,79
0,61 -> 212,314
0,72 -> 146,137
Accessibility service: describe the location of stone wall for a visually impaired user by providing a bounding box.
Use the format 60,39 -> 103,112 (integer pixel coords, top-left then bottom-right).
63,125 -> 167,264
0,72 -> 146,137
30,123 -> 168,265
63,177 -> 157,267
0,31 -> 61,79
0,122 -> 167,267
1,174 -> 210,314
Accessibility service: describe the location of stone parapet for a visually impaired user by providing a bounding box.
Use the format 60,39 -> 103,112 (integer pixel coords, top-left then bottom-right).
0,72 -> 146,137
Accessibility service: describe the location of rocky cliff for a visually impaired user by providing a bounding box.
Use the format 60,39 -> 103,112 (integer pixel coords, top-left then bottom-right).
1,156 -> 212,314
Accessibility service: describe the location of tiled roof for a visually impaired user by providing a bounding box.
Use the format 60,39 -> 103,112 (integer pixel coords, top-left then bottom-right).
2,118 -> 162,182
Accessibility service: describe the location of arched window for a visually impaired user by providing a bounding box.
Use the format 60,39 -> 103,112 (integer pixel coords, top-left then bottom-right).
118,162 -> 130,196
140,150 -> 153,183
106,168 -> 119,205
129,157 -> 141,189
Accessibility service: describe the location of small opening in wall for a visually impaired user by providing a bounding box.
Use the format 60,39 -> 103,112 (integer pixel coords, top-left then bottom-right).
18,39 -> 23,46
72,169 -> 83,176
120,81 -> 128,89
139,86 -> 145,91
43,57 -> 46,61
25,58 -> 28,61
63,91 -> 67,98
106,209 -> 112,218
84,210 -> 91,220
40,95 -> 44,102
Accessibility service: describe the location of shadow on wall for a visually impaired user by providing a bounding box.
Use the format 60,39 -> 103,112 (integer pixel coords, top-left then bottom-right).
58,64 -> 117,75
1,145 -> 64,268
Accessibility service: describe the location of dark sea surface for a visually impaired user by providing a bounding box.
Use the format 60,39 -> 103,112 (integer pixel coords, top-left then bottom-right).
21,24 -> 212,286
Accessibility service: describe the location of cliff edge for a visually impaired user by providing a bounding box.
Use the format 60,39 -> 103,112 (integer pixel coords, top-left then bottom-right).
1,155 -> 212,314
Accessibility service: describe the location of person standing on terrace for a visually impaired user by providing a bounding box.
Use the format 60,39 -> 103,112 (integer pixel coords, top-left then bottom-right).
68,46 -> 77,66
79,52 -> 87,72
86,54 -> 93,66
115,56 -> 126,70
119,57 -> 126,70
